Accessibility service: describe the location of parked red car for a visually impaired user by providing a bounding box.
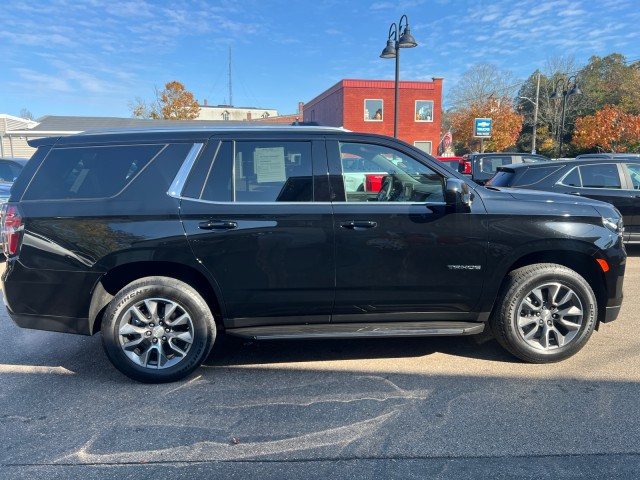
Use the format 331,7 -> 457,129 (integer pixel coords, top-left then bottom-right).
437,156 -> 470,174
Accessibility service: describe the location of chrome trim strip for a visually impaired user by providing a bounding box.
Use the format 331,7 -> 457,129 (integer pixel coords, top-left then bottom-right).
176,198 -> 446,206
167,143 -> 204,198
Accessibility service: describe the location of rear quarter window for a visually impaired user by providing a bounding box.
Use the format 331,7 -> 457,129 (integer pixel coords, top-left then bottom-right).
22,144 -> 164,200
512,166 -> 562,186
485,170 -> 515,186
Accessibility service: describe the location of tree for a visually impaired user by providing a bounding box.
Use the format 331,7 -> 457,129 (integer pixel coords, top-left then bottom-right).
515,54 -> 640,156
19,108 -> 34,121
129,94 -> 161,119
577,54 -> 640,116
450,97 -> 524,152
159,81 -> 201,120
129,81 -> 201,120
447,63 -> 519,110
572,105 -> 640,153
515,57 -> 581,157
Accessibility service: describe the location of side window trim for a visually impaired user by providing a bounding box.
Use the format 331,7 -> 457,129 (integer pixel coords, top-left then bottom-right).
168,143 -> 204,198
200,141 -> 223,200
557,166 -> 581,188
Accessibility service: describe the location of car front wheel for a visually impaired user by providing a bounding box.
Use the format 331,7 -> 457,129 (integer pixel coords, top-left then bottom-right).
101,276 -> 216,383
491,263 -> 597,363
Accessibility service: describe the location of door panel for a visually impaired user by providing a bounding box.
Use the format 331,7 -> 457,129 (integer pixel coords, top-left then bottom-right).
329,139 -> 487,321
332,202 -> 486,319
182,202 -> 335,323
180,138 -> 334,326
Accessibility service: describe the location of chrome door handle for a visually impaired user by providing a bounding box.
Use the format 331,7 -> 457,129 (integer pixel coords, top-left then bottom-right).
198,220 -> 238,230
340,220 -> 378,230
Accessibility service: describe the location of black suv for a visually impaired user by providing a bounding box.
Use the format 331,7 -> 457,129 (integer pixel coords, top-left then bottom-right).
462,152 -> 550,184
1,127 -> 626,382
487,157 -> 640,243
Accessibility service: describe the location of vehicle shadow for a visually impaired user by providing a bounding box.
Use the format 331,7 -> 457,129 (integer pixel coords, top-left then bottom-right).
203,332 -> 515,368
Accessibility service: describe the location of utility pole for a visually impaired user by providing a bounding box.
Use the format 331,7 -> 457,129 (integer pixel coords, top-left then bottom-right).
228,46 -> 233,106
532,71 -> 540,154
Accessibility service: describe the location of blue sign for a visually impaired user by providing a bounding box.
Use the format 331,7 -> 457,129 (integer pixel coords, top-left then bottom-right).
474,118 -> 492,138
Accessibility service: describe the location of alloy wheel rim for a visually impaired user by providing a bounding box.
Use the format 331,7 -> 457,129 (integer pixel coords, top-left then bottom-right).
117,297 -> 194,369
517,282 -> 584,351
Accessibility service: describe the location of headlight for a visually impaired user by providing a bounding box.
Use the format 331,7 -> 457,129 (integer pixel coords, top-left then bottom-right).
594,206 -> 623,236
602,216 -> 621,233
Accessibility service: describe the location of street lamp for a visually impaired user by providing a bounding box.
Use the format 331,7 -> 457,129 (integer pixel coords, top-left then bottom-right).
380,14 -> 417,138
550,75 -> 581,158
518,71 -> 541,154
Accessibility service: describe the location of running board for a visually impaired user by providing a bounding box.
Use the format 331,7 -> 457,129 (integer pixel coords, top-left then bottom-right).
226,321 -> 485,341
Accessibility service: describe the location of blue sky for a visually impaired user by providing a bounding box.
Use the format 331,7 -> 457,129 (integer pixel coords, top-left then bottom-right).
1,0 -> 639,119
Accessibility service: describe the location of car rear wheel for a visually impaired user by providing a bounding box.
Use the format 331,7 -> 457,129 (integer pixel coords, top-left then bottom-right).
491,263 -> 597,363
101,276 -> 216,383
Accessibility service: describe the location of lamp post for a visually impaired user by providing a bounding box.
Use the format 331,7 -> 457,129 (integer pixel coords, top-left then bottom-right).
518,71 -> 541,154
380,14 -> 417,138
550,75 -> 581,158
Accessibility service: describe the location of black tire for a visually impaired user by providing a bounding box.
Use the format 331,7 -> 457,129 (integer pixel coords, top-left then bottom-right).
490,263 -> 597,363
101,276 -> 216,383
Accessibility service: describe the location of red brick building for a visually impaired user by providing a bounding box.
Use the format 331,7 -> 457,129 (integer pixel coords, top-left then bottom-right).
303,78 -> 443,154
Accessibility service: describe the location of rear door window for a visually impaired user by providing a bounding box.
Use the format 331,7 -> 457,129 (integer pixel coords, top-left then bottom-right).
579,164 -> 621,189
235,141 -> 313,202
560,164 -> 621,189
23,144 -> 164,200
183,140 -> 314,203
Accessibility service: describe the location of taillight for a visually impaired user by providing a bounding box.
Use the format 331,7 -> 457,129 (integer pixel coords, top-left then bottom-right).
460,160 -> 471,174
2,203 -> 23,256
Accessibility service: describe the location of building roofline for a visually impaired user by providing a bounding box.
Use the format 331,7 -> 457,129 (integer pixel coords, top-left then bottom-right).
305,78 -> 439,109
199,105 -> 278,111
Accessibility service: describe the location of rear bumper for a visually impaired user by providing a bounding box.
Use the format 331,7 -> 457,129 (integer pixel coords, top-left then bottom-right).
2,259 -> 101,329
6,309 -> 91,335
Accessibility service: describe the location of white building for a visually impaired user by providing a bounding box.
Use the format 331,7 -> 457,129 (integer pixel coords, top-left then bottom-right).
196,101 -> 278,122
0,114 -> 39,158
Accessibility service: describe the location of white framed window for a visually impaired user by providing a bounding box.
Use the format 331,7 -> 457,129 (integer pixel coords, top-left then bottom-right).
415,100 -> 434,122
414,141 -> 432,154
221,111 -> 230,121
364,99 -> 383,121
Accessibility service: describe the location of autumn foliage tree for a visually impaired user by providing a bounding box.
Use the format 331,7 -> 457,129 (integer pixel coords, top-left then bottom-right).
572,104 -> 640,153
159,81 -> 201,120
450,96 -> 524,152
130,81 -> 201,120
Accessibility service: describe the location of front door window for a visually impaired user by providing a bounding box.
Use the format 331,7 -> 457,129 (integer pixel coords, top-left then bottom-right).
338,142 -> 444,203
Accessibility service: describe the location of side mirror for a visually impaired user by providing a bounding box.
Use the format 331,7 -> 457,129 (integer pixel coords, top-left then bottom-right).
445,178 -> 473,211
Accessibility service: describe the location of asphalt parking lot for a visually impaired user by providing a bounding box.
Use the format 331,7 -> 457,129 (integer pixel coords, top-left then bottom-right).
1,250 -> 640,479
